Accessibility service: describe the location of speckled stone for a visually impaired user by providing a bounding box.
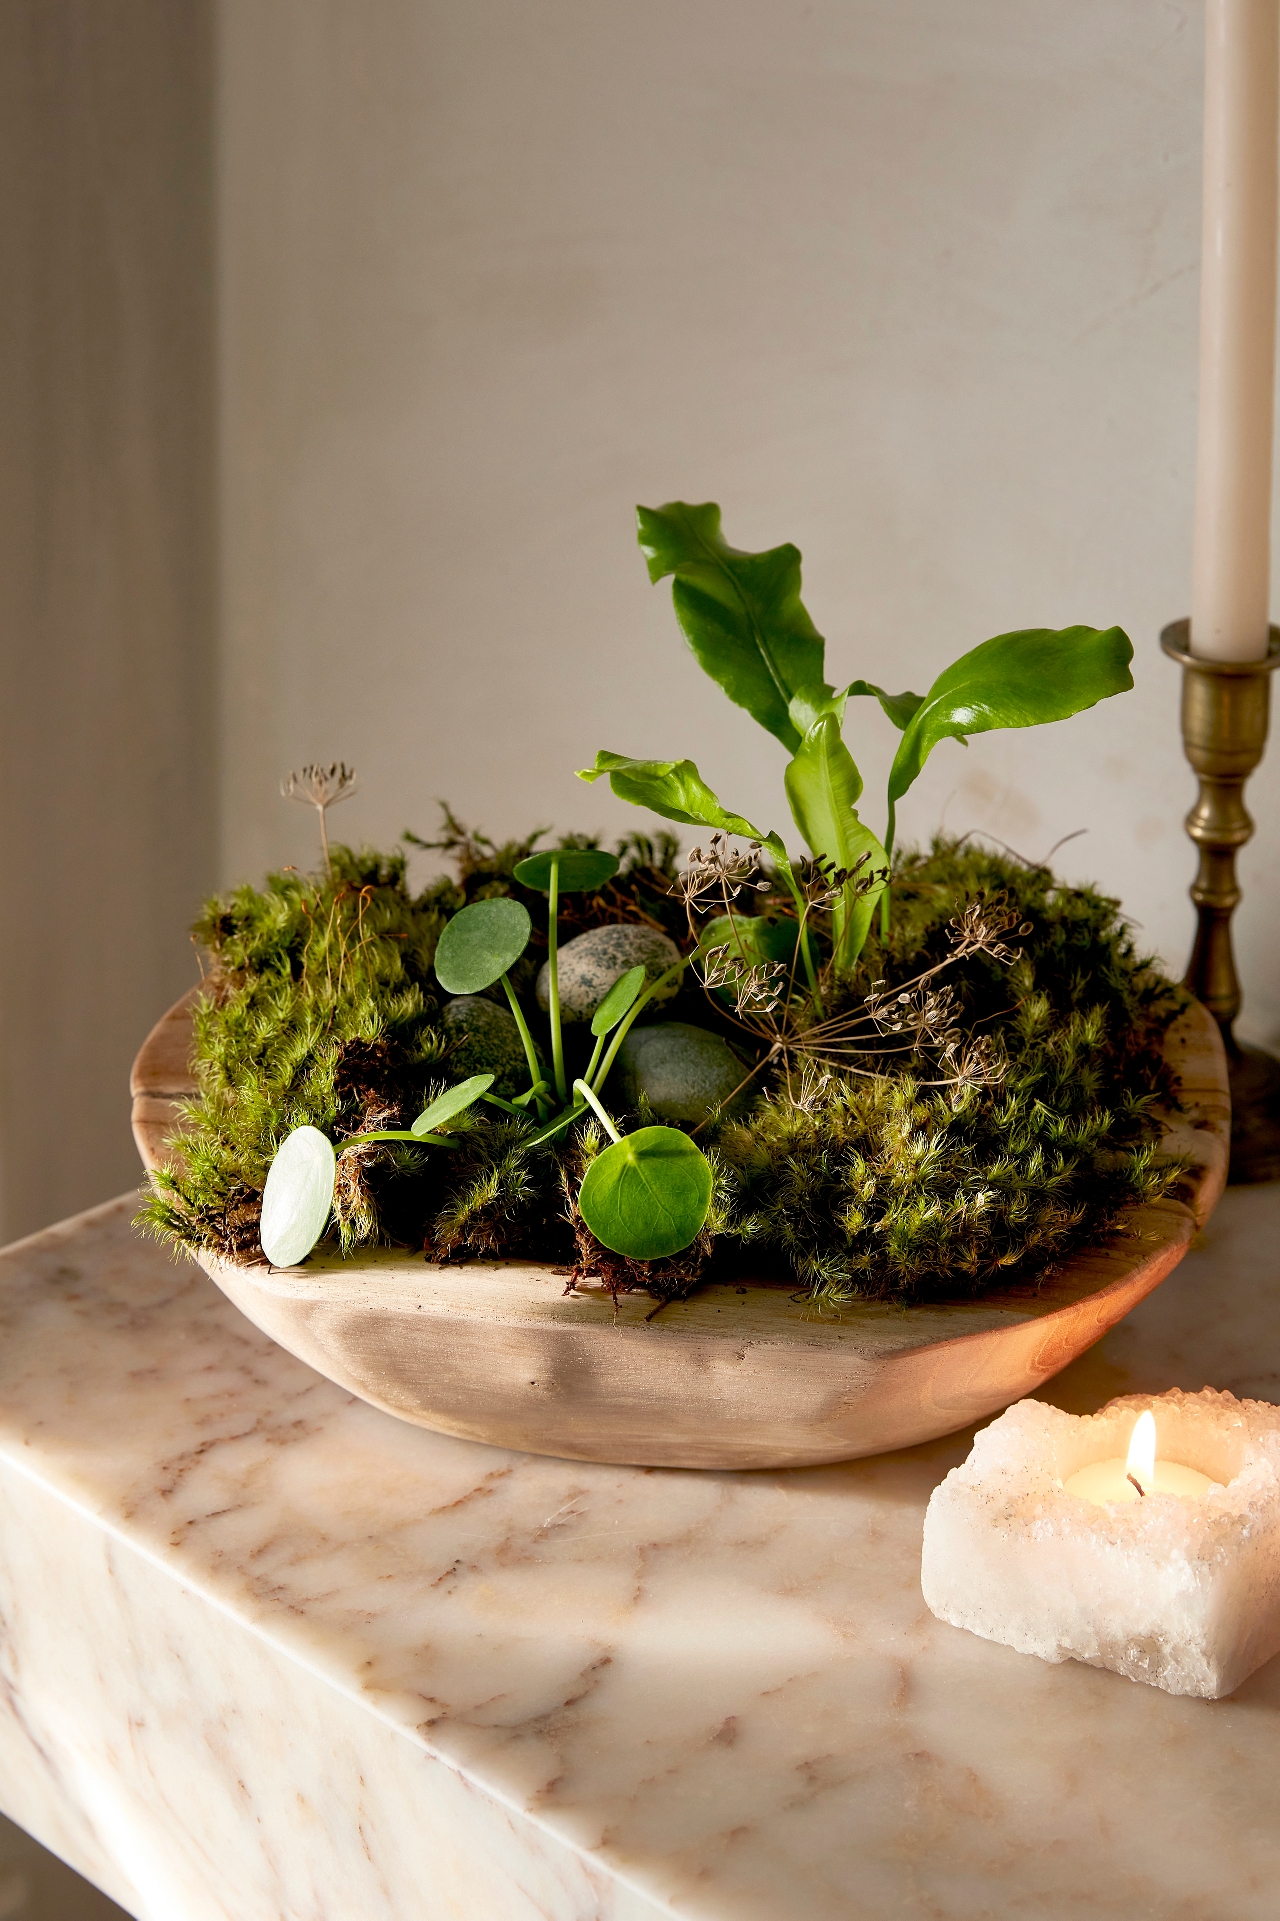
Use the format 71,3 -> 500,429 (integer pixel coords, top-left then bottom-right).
536,925 -> 682,1025
440,996 -> 538,1098
611,1020 -> 748,1126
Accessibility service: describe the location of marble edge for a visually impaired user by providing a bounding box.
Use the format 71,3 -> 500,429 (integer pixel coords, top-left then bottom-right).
0,1192 -> 147,1264
0,1385 -> 681,1920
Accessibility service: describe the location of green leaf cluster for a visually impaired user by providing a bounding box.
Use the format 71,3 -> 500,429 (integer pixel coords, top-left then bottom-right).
139,825 -> 706,1270
584,501 -> 1133,977
407,837 -> 1186,1304
405,866 -> 712,1261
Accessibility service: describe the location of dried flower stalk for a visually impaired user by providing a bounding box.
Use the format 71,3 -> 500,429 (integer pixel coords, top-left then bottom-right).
282,763 -> 359,874
673,838 -> 1027,1098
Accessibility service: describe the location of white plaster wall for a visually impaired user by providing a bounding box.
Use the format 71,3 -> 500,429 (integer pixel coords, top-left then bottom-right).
217,0 -> 1280,1038
0,2 -> 217,1243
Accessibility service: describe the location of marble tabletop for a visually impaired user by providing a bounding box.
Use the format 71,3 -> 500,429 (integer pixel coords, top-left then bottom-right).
0,1192 -> 1279,1921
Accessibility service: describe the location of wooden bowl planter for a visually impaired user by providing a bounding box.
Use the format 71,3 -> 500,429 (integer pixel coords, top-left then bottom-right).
132,989 -> 1230,1471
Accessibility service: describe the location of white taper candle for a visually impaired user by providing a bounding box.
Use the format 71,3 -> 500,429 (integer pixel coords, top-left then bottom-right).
1191,0 -> 1280,662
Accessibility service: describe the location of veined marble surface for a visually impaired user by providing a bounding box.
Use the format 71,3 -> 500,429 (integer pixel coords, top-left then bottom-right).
0,1195 -> 1279,1919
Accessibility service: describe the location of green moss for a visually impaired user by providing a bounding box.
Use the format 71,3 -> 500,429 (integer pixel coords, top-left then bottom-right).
138,823 -> 684,1265
703,838 -> 1185,1304
143,846 -> 454,1259
139,827 -> 1189,1307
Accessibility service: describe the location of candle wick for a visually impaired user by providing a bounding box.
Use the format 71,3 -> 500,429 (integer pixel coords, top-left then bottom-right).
1127,1473 -> 1147,1498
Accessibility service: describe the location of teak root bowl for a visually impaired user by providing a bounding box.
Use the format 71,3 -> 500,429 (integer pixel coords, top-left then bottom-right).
132,990 -> 1230,1470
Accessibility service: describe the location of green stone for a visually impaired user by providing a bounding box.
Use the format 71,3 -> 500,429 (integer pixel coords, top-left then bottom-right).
611,1021 -> 749,1127
440,997 -> 539,1100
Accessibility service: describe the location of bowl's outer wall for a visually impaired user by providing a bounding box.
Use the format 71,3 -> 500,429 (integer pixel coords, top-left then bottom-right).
132,992 -> 1230,1468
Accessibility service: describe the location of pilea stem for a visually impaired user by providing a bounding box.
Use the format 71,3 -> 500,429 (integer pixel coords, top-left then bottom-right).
583,1032 -> 606,1087
520,1102 -> 586,1149
500,972 -> 551,1120
547,857 -> 568,1104
511,1079 -> 552,1109
480,1092 -> 525,1117
591,959 -> 685,1094
341,1131 -> 457,1148
572,1079 -> 622,1144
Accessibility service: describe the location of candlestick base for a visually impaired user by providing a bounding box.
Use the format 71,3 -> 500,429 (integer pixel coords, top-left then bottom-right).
1161,621 -> 1280,1186
1225,1043 -> 1280,1185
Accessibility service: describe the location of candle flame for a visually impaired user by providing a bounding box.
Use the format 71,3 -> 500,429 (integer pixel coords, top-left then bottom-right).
1126,1410 -> 1157,1491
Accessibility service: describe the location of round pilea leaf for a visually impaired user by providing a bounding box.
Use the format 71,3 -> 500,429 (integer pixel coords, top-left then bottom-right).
259,1126 -> 336,1268
513,849 -> 620,893
577,1125 -> 713,1260
590,963 -> 647,1038
411,1073 -> 494,1136
434,897 -> 531,994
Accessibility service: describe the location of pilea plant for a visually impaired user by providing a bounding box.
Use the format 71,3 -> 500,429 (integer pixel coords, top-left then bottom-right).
259,846 -> 714,1268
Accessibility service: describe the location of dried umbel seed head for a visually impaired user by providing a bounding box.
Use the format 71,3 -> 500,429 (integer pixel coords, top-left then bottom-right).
938,1033 -> 1008,1098
696,942 -> 789,1018
947,892 -> 1033,965
672,832 -> 770,909
798,851 -> 888,909
697,941 -> 739,991
281,762 -> 359,871
792,1060 -> 835,1114
865,981 -> 962,1052
732,959 -> 790,1018
282,762 -> 359,811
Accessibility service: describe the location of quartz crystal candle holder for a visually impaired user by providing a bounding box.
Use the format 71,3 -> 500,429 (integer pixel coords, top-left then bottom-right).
921,1389 -> 1280,1699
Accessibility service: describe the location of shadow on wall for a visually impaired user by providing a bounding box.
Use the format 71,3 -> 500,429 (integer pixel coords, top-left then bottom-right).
0,0 -> 218,1244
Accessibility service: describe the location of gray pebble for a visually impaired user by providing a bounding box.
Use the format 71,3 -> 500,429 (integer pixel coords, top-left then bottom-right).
537,924 -> 682,1024
610,1021 -> 749,1126
440,996 -> 539,1099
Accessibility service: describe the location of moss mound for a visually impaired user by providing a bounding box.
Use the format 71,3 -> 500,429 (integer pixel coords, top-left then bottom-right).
714,841 -> 1184,1303
139,829 -> 1187,1307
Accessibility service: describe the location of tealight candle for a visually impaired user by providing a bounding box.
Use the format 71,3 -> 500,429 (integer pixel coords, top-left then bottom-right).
922,1389 -> 1280,1698
1063,1409 -> 1217,1506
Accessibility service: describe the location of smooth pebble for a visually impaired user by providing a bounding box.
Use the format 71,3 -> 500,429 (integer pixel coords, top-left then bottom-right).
537,924 -> 682,1024
611,1021 -> 748,1126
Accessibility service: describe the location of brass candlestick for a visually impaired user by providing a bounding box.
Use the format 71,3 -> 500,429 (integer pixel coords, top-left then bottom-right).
1162,618 -> 1280,1183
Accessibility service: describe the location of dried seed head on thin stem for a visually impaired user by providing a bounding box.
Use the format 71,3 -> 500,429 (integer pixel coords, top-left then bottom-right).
732,960 -> 790,1018
934,1034 -> 1008,1100
946,893 -> 1033,965
694,942 -> 788,1017
281,762 -> 359,873
792,1059 -> 835,1113
798,851 -> 887,909
864,982 -> 962,1052
672,832 -> 770,911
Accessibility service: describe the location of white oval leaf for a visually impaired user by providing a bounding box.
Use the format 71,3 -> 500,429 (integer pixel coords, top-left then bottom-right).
259,1125 -> 336,1268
